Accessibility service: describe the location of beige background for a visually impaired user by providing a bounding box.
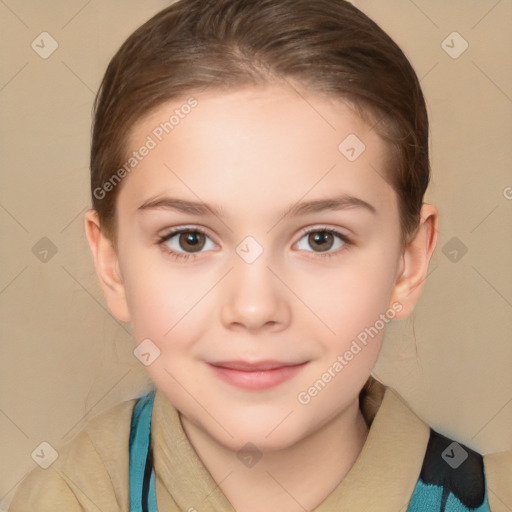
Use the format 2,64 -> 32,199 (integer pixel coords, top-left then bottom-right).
1,0 -> 511,509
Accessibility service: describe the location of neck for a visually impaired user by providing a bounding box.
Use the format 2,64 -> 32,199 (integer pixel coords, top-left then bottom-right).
181,398 -> 369,512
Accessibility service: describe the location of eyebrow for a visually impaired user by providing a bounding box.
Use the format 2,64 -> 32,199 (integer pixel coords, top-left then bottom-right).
137,194 -> 377,219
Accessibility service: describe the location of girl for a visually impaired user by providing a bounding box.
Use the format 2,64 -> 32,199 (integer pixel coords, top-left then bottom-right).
10,1 -> 511,511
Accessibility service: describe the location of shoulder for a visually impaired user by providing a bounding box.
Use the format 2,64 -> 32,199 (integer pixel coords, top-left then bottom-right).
9,396 -> 139,512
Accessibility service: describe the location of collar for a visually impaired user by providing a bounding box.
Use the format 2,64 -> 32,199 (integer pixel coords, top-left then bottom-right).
151,376 -> 429,511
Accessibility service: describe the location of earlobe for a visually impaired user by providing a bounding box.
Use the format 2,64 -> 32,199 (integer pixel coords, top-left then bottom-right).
84,210 -> 131,322
390,204 -> 439,319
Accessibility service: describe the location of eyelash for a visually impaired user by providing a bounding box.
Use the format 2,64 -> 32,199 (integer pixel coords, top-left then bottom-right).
157,226 -> 353,262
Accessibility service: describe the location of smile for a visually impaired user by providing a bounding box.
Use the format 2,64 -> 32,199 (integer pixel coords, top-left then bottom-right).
207,360 -> 309,390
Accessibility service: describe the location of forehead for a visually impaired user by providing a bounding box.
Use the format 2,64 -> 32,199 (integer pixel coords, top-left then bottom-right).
120,84 -> 395,217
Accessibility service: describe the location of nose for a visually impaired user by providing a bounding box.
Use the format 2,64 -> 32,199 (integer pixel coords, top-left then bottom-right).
220,252 -> 291,333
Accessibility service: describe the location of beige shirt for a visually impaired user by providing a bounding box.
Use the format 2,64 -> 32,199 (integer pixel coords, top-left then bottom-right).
9,378 -> 511,511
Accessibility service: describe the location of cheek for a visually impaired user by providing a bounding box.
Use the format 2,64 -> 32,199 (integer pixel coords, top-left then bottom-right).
121,249 -> 187,339
123,252 -> 217,354
309,251 -> 399,341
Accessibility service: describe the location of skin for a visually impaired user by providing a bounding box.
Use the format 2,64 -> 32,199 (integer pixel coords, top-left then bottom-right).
85,83 -> 438,512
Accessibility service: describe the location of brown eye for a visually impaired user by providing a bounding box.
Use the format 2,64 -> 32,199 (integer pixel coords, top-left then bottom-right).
159,227 -> 215,258
308,231 -> 335,252
296,228 -> 349,256
177,231 -> 206,252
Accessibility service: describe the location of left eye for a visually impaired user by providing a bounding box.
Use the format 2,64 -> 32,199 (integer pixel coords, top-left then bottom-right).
296,229 -> 348,254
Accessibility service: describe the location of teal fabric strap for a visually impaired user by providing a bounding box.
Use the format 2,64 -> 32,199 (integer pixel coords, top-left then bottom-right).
407,479 -> 490,512
129,389 -> 158,512
406,429 -> 490,512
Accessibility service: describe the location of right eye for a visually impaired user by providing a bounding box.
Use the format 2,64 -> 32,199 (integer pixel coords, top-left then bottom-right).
158,226 -> 216,261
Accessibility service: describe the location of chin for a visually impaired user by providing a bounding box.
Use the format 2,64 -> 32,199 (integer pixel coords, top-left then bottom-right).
211,413 -> 310,453
221,431 -> 301,454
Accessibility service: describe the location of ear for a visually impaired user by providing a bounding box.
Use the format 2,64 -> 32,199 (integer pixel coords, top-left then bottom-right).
84,210 -> 131,322
389,204 -> 438,319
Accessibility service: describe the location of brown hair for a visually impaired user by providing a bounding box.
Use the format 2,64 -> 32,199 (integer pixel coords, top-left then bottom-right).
90,0 -> 430,244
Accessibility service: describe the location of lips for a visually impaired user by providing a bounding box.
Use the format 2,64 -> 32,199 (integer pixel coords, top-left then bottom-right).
210,360 -> 304,371
207,360 -> 308,390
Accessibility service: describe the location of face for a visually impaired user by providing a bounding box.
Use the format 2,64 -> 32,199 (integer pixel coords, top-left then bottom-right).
112,84 -> 406,452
